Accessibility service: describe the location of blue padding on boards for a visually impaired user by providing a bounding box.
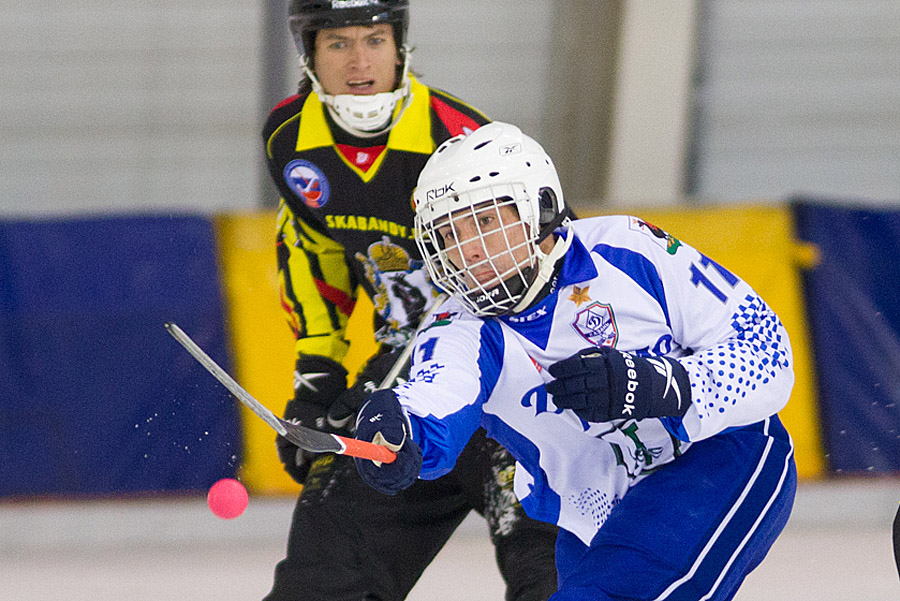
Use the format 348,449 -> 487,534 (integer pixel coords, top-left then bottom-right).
793,199 -> 900,473
0,215 -> 242,497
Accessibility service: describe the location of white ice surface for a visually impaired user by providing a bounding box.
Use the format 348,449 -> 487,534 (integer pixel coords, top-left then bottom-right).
1,479 -> 898,600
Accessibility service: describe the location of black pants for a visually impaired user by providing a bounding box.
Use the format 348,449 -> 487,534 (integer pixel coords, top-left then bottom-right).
263,428 -> 559,601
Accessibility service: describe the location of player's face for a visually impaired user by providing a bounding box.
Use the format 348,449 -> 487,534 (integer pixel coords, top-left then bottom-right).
435,201 -> 532,290
313,24 -> 400,96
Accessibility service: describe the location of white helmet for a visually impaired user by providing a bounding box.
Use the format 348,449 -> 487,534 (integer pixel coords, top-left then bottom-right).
413,122 -> 572,317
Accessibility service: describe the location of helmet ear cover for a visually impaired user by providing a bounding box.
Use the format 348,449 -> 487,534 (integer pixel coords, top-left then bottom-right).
538,188 -> 557,237
537,187 -> 574,243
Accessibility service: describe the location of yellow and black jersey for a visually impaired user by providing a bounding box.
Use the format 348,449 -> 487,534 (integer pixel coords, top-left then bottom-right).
264,75 -> 489,364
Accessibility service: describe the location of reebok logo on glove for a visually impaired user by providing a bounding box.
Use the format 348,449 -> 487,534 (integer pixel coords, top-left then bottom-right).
647,356 -> 682,411
546,347 -> 692,424
622,351 -> 638,417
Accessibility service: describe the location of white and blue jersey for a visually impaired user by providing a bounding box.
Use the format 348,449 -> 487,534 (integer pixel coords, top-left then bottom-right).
395,215 -> 795,548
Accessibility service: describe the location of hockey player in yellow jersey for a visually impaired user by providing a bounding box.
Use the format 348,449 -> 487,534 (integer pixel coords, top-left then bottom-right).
261,2 -> 559,600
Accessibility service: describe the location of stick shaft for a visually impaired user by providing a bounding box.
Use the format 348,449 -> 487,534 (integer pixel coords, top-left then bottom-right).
165,323 -> 287,435
165,322 -> 395,463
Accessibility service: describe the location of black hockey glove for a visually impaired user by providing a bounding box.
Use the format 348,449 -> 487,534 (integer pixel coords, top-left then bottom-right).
353,389 -> 422,496
276,356 -> 348,484
546,347 -> 692,423
326,346 -> 407,432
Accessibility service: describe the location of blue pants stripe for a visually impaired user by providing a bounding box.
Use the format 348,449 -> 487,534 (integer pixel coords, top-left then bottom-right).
657,422 -> 795,599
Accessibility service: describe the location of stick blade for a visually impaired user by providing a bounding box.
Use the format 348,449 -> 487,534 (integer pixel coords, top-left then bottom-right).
280,419 -> 345,454
280,421 -> 396,463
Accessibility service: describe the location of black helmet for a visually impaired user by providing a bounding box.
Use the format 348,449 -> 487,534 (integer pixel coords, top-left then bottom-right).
288,0 -> 410,61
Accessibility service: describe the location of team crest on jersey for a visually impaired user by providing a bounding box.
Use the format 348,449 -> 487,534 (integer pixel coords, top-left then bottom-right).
629,217 -> 682,255
284,159 -> 330,208
572,301 -> 618,348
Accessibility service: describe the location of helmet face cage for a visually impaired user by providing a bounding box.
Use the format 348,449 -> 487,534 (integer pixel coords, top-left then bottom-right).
414,122 -> 568,317
416,184 -> 540,317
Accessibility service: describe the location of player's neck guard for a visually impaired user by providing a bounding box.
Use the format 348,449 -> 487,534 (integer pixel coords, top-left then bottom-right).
301,47 -> 413,139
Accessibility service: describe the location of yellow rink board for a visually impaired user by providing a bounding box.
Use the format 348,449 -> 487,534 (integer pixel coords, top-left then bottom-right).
214,212 -> 377,494
216,205 -> 824,494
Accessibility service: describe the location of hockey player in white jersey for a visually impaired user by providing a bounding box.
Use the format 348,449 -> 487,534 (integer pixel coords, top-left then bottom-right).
351,121 -> 797,601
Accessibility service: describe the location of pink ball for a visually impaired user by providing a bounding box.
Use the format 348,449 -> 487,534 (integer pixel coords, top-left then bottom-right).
207,478 -> 249,519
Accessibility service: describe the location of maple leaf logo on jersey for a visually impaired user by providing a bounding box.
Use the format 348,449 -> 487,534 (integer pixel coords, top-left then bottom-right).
284,159 -> 331,208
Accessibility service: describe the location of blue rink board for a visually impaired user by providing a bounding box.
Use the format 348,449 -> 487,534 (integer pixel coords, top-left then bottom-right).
0,215 -> 242,497
793,199 -> 900,474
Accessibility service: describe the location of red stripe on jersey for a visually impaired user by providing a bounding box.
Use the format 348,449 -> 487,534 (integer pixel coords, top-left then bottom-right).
430,96 -> 481,137
336,144 -> 387,173
279,289 -> 301,339
314,278 -> 356,317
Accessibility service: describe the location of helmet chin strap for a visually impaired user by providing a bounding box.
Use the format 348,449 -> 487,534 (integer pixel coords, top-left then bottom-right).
511,231 -> 573,314
300,47 -> 414,139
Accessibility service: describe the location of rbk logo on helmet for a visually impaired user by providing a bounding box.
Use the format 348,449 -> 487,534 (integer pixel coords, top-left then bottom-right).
284,159 -> 331,208
426,183 -> 455,201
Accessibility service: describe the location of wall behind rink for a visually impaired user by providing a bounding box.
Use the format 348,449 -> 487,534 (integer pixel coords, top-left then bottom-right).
3,201 -> 899,499
6,2 -> 900,219
0,1 -> 555,218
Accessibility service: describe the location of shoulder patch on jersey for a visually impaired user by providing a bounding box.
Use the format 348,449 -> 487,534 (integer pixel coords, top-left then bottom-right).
568,285 -> 591,307
628,217 -> 683,255
423,310 -> 459,332
283,159 -> 330,208
572,301 -> 618,348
